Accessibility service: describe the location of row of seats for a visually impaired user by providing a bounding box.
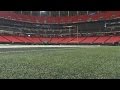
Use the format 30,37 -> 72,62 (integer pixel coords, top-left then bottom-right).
0,11 -> 120,24
0,35 -> 120,45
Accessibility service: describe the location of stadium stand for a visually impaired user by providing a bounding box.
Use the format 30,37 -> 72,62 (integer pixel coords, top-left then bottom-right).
15,36 -> 33,44
2,36 -> 23,43
0,11 -> 120,45
93,36 -> 111,44
80,36 -> 99,44
0,11 -> 120,24
105,36 -> 120,44
0,36 -> 11,43
0,35 -> 119,45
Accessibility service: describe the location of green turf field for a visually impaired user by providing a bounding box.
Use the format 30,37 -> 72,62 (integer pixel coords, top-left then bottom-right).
0,46 -> 120,79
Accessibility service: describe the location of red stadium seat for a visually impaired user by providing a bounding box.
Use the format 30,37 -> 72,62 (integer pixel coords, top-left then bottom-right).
0,36 -> 11,43
93,36 -> 111,44
105,36 -> 120,44
3,36 -> 23,43
80,37 -> 98,44
0,11 -> 119,24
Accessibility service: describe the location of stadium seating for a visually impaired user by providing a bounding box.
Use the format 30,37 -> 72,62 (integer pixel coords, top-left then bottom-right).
0,11 -> 120,24
0,11 -> 120,45
25,37 -> 42,44
0,36 -> 10,43
50,38 -> 60,44
2,36 -> 23,43
40,37 -> 51,43
59,37 -> 75,44
80,37 -> 99,44
93,36 -> 111,44
105,36 -> 120,44
55,37 -> 66,44
68,37 -> 86,44
0,35 -> 120,45
15,36 -> 33,43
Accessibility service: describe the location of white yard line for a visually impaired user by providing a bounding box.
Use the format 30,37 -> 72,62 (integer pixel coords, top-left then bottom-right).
0,45 -> 101,48
0,45 -> 101,54
0,48 -> 79,54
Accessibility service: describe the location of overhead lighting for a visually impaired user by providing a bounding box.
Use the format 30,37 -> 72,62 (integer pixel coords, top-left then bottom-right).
63,26 -> 73,28
40,11 -> 46,13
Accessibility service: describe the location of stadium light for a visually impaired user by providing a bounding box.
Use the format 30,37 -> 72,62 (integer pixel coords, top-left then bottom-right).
40,11 -> 46,13
40,11 -> 46,16
63,25 -> 76,28
28,35 -> 31,37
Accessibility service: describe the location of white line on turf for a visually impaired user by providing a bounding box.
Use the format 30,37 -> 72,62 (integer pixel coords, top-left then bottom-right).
0,48 -> 79,54
0,45 -> 101,54
0,45 -> 101,48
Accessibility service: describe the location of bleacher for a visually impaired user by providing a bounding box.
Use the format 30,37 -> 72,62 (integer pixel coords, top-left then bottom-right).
93,36 -> 111,44
0,36 -> 10,43
59,37 -> 75,44
50,37 -> 61,44
105,36 -> 120,44
0,11 -> 120,24
0,11 -> 120,45
80,36 -> 99,44
0,35 -> 119,45
70,37 -> 87,44
3,36 -> 23,43
15,36 -> 33,43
